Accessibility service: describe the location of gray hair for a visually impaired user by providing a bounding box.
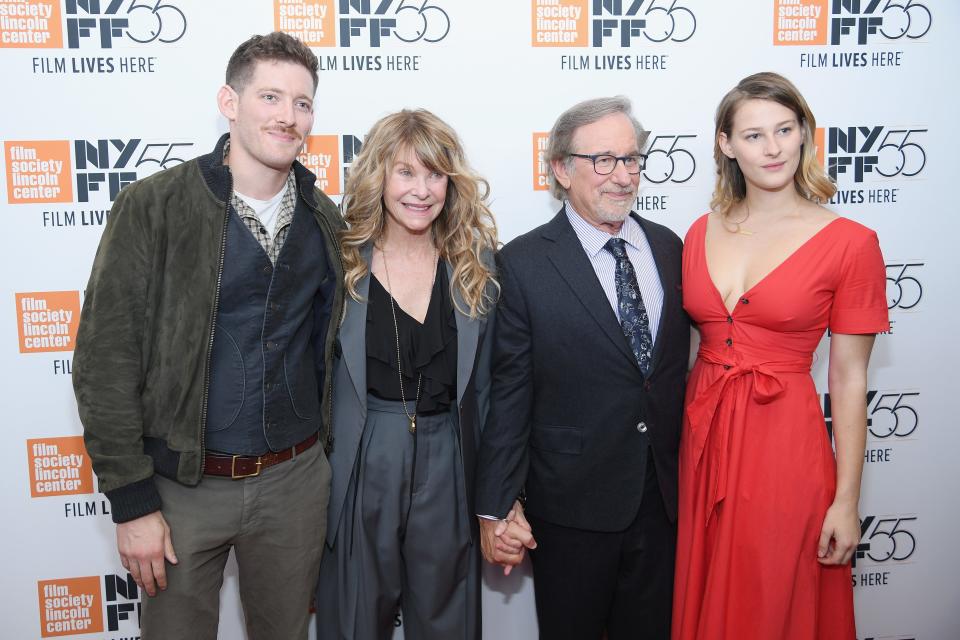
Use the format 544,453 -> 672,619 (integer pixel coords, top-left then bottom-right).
546,96 -> 649,201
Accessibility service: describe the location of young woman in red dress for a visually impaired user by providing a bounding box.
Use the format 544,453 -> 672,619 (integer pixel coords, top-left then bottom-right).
672,72 -> 889,640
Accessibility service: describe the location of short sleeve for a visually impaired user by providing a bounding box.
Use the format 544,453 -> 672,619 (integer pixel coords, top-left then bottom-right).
829,227 -> 889,334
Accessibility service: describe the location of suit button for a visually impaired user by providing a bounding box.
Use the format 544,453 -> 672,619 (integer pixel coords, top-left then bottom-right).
266,341 -> 277,350
740,297 -> 749,305
726,338 -> 733,346
636,422 -> 648,433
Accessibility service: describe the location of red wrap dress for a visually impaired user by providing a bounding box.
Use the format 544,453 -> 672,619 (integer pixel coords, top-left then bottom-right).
672,214 -> 889,640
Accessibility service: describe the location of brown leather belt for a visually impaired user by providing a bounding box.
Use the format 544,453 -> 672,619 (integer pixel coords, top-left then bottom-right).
203,433 -> 319,479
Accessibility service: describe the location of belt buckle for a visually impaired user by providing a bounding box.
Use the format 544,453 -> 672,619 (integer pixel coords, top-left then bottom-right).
231,455 -> 262,479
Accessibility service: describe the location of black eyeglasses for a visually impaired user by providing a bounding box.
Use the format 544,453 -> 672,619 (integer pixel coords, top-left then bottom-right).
569,153 -> 647,175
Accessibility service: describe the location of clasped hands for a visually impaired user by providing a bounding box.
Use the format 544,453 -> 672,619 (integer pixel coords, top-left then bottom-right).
478,500 -> 537,576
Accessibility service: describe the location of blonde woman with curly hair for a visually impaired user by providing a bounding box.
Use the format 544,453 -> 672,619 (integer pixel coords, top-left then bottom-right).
316,109 -> 499,640
673,72 -> 888,640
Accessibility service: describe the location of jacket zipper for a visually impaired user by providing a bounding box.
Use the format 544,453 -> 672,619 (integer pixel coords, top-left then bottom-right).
301,184 -> 345,455
198,176 -> 232,475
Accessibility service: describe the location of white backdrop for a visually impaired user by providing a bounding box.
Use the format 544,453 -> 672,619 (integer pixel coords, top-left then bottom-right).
2,1 -> 957,638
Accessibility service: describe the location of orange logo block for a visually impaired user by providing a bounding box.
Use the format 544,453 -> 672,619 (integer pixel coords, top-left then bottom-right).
532,132 -> 550,191
16,291 -> 81,354
5,140 -> 73,204
299,135 -> 341,195
814,127 -> 825,170
773,0 -> 828,45
27,436 -> 95,498
532,0 -> 588,47
275,0 -> 336,47
0,0 -> 63,48
37,577 -> 103,637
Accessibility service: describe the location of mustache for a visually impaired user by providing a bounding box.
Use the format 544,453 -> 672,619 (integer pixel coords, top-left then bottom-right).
265,126 -> 302,141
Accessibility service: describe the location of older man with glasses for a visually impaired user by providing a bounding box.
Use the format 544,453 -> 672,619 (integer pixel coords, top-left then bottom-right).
475,96 -> 690,639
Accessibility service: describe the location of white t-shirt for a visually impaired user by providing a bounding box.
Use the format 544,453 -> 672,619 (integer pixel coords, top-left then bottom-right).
235,181 -> 289,239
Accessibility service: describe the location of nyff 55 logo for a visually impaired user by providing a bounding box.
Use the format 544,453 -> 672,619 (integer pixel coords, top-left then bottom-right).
276,0 -> 449,48
5,138 -> 194,205
823,389 -> 919,441
532,0 -> 696,47
0,0 -> 187,49
773,0 -> 931,46
853,514 -> 917,568
531,130 -> 696,191
813,126 -> 927,184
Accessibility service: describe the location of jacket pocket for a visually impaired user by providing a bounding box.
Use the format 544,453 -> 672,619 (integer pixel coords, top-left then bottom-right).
284,349 -> 320,420
530,424 -> 581,455
206,323 -> 245,432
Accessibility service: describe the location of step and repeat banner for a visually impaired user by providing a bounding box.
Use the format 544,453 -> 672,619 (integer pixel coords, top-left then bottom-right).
2,1 -> 956,638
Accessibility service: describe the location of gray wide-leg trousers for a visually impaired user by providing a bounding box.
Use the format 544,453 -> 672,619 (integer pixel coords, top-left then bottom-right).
316,395 -> 480,640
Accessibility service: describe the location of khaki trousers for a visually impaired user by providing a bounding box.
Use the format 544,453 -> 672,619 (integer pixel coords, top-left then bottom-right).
141,442 -> 330,640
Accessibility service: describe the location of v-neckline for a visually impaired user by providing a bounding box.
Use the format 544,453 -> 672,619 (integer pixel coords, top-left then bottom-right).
703,216 -> 840,316
370,268 -> 438,327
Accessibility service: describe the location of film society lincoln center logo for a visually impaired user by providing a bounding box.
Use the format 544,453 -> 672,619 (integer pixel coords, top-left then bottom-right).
27,435 -> 94,498
5,138 -> 195,206
16,290 -> 80,353
0,0 -> 187,49
298,133 -> 364,196
38,574 -> 141,637
532,0 -> 697,47
773,0 -> 931,46
274,0 -> 451,48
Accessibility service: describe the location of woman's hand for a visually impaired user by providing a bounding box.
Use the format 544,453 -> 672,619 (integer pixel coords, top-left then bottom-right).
817,500 -> 860,565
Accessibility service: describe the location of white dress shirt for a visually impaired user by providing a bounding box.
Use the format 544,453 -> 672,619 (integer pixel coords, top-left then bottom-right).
564,202 -> 664,343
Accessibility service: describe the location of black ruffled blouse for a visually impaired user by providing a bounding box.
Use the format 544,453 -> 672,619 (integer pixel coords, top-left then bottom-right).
366,261 -> 458,414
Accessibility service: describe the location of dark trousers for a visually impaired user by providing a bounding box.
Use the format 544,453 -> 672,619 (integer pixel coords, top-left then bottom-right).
528,459 -> 676,640
316,396 -> 479,640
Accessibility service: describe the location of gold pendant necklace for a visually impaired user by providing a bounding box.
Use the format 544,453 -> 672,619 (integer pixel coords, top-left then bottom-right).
380,244 -> 438,434
723,204 -> 755,236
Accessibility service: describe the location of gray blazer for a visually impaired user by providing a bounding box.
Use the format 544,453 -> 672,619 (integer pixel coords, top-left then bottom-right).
325,245 -> 495,546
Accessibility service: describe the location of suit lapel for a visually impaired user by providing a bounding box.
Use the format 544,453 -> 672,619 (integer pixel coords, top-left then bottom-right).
450,262 -> 480,406
544,209 -> 639,369
636,214 -> 676,374
344,252 -> 481,410
341,245 -> 371,413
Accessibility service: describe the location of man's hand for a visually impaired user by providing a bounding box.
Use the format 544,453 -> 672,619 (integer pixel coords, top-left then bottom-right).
478,500 -> 537,576
116,511 -> 178,596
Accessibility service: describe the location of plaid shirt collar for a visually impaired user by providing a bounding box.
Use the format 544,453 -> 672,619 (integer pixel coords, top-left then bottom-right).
224,139 -> 298,265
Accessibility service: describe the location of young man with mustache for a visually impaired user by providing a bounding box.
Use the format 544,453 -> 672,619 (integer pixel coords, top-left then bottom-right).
72,32 -> 344,639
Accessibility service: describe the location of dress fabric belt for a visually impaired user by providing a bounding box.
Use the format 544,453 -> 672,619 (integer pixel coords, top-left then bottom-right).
684,346 -> 811,526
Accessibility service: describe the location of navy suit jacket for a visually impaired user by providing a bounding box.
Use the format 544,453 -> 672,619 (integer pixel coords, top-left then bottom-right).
475,208 -> 689,531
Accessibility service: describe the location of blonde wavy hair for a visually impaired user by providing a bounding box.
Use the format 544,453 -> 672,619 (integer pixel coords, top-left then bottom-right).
340,109 -> 499,318
711,72 -> 836,217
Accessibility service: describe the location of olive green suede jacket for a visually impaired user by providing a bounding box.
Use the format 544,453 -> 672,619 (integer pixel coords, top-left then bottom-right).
72,134 -> 345,523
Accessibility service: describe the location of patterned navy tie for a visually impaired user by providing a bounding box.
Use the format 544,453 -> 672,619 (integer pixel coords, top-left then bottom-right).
604,237 -> 653,375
